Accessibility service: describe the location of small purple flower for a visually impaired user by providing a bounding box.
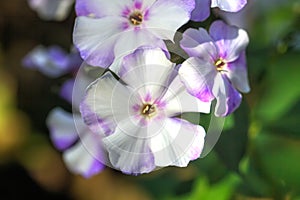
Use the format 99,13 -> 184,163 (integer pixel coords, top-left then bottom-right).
80,47 -> 211,175
46,107 -> 105,178
179,20 -> 250,117
27,0 -> 74,21
73,0 -> 195,69
191,0 -> 247,22
22,45 -> 81,78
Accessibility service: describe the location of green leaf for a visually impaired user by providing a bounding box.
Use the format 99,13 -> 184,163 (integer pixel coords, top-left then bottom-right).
214,101 -> 249,172
255,132 -> 300,192
255,53 -> 300,123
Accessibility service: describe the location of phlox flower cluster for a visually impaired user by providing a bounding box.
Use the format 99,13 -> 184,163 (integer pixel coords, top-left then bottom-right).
24,0 -> 250,176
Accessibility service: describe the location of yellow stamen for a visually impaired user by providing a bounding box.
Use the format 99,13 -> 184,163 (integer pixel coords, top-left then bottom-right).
129,12 -> 143,25
141,104 -> 156,117
215,58 -> 227,72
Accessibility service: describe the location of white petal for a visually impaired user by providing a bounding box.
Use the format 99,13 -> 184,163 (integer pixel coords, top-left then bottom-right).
113,29 -> 168,72
161,75 -> 212,116
118,47 -> 174,99
63,131 -> 104,178
46,108 -> 82,150
150,118 -> 206,167
211,0 -> 247,12
146,0 -> 190,41
179,57 -> 216,102
73,16 -> 124,67
102,118 -> 156,175
80,72 -> 132,136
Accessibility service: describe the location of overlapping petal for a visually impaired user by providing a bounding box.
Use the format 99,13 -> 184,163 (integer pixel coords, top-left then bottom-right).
227,52 -> 250,93
180,28 -> 218,61
212,74 -> 242,116
162,75 -> 212,116
179,57 -> 215,102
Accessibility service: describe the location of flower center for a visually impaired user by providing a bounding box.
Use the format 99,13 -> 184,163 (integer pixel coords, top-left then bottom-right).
141,103 -> 156,117
215,58 -> 227,72
129,11 -> 143,25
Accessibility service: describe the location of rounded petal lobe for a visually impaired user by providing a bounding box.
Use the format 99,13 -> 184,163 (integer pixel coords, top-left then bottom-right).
63,132 -> 105,178
80,72 -> 131,136
209,20 -> 249,62
212,74 -> 242,116
150,118 -> 205,167
227,52 -> 250,93
73,17 -> 123,67
180,28 -> 218,60
191,0 -> 211,22
46,108 -> 80,150
119,47 -> 174,99
146,0 -> 191,41
211,0 -> 247,12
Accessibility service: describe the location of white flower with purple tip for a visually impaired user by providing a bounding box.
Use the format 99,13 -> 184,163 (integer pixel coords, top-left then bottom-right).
80,47 -> 211,175
46,108 -> 105,178
191,0 -> 247,22
73,0 -> 195,69
179,20 -> 250,117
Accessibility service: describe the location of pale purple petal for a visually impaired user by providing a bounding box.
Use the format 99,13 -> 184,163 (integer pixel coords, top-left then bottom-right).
145,0 -> 192,41
73,70 -> 97,110
212,73 -> 242,117
191,0 -> 211,22
63,132 -> 105,178
211,0 -> 247,12
179,57 -> 216,102
180,28 -> 218,61
227,51 -> 250,93
80,72 -> 131,136
73,16 -> 124,67
46,108 -> 81,150
150,118 -> 205,167
28,0 -> 74,21
209,20 -> 249,62
161,75 -> 211,116
60,79 -> 74,105
75,0 -> 132,17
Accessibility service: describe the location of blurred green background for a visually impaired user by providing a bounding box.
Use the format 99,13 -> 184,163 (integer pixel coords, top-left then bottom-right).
1,0 -> 300,199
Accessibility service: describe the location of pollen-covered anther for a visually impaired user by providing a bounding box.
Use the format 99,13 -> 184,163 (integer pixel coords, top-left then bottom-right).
141,104 -> 156,117
129,11 -> 143,25
215,58 -> 227,72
